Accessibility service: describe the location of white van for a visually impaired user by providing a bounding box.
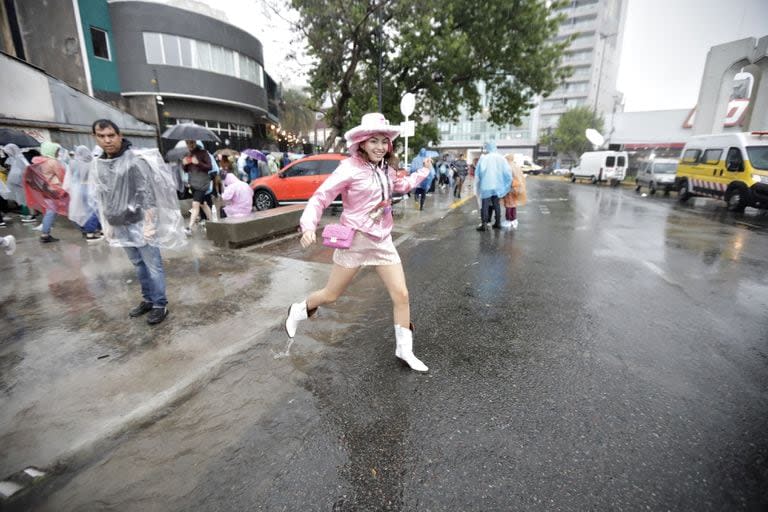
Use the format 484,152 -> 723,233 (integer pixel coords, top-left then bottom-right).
635,158 -> 678,195
570,150 -> 628,186
511,153 -> 543,175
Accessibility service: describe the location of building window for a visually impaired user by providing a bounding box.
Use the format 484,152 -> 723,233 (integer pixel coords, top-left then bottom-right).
142,31 -> 264,87
162,34 -> 182,66
143,32 -> 164,64
90,27 -> 111,60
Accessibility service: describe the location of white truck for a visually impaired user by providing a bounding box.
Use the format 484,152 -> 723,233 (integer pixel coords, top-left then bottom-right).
570,150 -> 628,187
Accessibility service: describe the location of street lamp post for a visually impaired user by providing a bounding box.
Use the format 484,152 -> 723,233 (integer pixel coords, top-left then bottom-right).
593,32 -> 617,115
376,5 -> 384,112
151,69 -> 164,150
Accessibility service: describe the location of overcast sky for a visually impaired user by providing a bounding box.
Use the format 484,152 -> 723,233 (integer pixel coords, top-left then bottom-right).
617,0 -> 768,111
213,0 -> 768,113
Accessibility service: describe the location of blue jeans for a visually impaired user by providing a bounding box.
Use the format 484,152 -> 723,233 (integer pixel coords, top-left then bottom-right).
414,188 -> 427,210
42,209 -> 56,235
123,245 -> 167,307
82,212 -> 101,233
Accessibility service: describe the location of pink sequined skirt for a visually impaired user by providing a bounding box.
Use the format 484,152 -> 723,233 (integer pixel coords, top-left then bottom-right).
333,231 -> 401,268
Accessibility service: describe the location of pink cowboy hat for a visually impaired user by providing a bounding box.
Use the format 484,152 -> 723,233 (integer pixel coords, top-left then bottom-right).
344,113 -> 401,154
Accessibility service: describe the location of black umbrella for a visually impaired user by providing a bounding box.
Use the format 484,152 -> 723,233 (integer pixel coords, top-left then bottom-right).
0,128 -> 40,148
161,123 -> 221,142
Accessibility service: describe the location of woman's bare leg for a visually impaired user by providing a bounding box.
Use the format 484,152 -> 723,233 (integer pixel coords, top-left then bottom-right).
200,201 -> 213,220
306,264 -> 360,310
189,201 -> 200,228
374,263 -> 410,327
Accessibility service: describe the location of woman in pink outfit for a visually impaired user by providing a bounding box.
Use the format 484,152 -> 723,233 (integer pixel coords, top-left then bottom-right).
284,113 -> 432,372
221,171 -> 254,218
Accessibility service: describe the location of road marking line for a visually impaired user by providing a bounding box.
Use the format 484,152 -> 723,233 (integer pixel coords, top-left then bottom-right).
450,195 -> 475,209
393,232 -> 413,246
642,261 -> 682,288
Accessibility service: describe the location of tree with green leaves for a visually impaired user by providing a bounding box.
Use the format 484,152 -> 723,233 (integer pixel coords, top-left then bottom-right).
279,87 -> 317,140
288,0 -> 571,152
540,106 -> 604,162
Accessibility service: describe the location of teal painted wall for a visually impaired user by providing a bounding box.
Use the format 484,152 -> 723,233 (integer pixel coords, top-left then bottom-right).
78,0 -> 121,93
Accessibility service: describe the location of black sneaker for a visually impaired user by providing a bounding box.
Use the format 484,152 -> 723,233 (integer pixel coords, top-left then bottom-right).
40,235 -> 59,243
492,223 -> 502,230
147,307 -> 168,325
476,224 -> 487,232
129,301 -> 154,317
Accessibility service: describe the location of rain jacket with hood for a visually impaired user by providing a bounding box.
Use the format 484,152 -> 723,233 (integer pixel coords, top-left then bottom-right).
474,141 -> 512,200
502,155 -> 527,208
221,172 -> 253,217
23,142 -> 70,215
63,145 -> 97,226
92,139 -> 186,249
409,148 -> 428,173
410,148 -> 434,190
300,155 -> 429,241
3,143 -> 29,205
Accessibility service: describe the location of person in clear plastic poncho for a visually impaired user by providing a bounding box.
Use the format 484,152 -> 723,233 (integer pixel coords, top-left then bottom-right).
3,144 -> 30,212
90,119 -> 185,325
63,145 -> 102,239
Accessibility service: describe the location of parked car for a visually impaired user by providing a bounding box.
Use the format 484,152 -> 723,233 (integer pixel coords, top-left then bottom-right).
249,153 -> 405,211
249,153 -> 344,210
635,158 -> 678,195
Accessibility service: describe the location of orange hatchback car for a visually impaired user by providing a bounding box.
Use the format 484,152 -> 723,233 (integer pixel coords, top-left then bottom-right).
250,153 -> 346,211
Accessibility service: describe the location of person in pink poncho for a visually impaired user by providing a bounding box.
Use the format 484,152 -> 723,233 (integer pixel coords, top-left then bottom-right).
24,141 -> 70,243
284,112 -> 433,372
220,171 -> 253,218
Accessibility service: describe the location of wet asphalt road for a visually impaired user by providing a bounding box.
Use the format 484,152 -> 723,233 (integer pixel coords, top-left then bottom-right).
24,179 -> 768,511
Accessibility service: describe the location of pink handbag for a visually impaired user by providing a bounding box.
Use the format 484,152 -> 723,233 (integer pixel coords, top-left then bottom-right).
321,223 -> 355,249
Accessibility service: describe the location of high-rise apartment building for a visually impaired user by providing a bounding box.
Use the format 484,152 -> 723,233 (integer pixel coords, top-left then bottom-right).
433,0 -> 627,160
539,0 -> 628,134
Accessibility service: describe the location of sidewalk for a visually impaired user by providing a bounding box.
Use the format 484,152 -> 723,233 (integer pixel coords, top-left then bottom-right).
0,219 -> 327,487
0,184 -> 471,499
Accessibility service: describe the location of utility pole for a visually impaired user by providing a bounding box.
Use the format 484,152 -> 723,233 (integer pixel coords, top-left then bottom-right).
593,32 -> 617,115
151,69 -> 164,150
376,4 -> 384,112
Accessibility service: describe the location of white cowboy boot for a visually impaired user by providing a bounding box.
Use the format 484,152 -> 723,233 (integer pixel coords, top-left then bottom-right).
394,324 -> 428,372
285,300 -> 316,338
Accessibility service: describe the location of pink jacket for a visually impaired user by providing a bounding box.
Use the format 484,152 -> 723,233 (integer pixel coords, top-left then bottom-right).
221,173 -> 254,217
300,155 -> 429,240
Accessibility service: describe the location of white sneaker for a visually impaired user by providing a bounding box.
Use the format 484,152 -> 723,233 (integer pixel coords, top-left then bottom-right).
183,227 -> 192,236
511,219 -> 519,230
3,235 -> 16,255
